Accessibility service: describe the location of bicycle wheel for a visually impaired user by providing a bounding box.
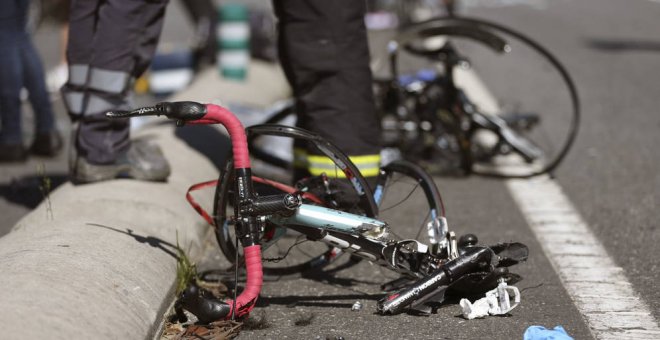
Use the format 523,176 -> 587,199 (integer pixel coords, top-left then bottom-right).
374,160 -> 449,256
246,102 -> 296,171
390,16 -> 580,178
214,125 -> 378,277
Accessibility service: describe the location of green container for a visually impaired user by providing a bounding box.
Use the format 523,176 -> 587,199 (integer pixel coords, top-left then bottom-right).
217,3 -> 250,81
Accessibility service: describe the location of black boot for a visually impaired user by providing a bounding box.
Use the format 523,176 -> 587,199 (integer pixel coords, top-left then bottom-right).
71,139 -> 171,184
0,144 -> 27,162
30,131 -> 63,157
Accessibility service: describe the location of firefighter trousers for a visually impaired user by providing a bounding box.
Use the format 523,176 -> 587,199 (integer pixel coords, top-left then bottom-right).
61,0 -> 168,164
274,0 -> 382,180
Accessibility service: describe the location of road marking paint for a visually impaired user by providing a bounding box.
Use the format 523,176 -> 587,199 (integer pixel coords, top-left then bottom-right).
453,67 -> 660,339
508,177 -> 660,339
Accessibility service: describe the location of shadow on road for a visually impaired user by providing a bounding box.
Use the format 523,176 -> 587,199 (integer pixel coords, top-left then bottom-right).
258,292 -> 385,309
0,173 -> 68,209
174,124 -> 232,170
87,223 -> 179,259
586,38 -> 660,52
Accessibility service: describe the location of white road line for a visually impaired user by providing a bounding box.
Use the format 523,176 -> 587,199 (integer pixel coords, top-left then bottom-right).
454,68 -> 660,339
508,177 -> 660,339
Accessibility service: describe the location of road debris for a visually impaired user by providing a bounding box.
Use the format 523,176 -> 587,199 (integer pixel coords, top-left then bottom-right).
459,281 -> 520,319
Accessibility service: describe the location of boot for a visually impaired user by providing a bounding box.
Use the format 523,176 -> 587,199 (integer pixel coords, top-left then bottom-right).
30,131 -> 63,157
0,143 -> 27,162
71,139 -> 171,184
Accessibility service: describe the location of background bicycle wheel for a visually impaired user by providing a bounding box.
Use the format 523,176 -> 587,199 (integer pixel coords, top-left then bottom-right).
369,21 -> 578,178
450,25 -> 577,177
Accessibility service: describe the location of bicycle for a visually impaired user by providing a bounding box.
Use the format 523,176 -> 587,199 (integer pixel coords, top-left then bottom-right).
246,16 -> 580,179
107,101 -> 528,321
382,16 -> 580,178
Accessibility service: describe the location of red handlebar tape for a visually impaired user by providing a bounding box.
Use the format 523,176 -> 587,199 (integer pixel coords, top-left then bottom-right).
189,104 -> 251,169
225,245 -> 263,318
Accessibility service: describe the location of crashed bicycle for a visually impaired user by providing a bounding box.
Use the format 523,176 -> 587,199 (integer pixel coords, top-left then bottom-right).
248,16 -> 580,179
107,101 -> 528,322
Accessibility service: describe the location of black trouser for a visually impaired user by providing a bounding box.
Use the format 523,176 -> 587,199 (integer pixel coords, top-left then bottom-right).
273,0 -> 382,179
62,0 -> 168,164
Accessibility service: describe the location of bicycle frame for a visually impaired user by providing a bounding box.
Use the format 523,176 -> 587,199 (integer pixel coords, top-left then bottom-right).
270,203 -> 444,277
107,101 -> 529,320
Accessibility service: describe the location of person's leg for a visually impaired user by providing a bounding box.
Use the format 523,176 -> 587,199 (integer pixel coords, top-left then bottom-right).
20,24 -> 63,156
74,0 -> 168,165
62,0 -> 170,182
0,3 -> 27,161
274,0 -> 382,184
0,41 -> 25,148
22,37 -> 55,134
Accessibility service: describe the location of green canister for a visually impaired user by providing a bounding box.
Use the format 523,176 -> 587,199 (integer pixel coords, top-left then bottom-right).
217,4 -> 250,80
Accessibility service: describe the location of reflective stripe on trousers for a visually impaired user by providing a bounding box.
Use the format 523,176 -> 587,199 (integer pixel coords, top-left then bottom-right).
294,148 -> 381,178
62,65 -> 132,117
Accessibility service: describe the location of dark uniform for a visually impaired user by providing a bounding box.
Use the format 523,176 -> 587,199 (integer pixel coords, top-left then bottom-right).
274,0 -> 382,181
62,0 -> 168,165
62,0 -> 380,183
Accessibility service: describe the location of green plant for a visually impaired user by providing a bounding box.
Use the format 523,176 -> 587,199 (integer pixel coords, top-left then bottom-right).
36,163 -> 53,220
175,232 -> 198,295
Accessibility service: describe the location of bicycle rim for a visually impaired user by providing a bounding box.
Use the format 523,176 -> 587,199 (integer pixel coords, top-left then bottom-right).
393,16 -> 580,178
374,160 -> 447,253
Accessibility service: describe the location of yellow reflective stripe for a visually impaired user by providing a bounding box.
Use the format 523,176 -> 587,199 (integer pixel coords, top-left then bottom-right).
295,148 -> 381,178
306,154 -> 381,166
308,167 -> 381,178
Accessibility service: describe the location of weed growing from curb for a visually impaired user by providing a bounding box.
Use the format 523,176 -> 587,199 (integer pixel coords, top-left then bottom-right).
36,163 -> 53,220
175,232 -> 198,295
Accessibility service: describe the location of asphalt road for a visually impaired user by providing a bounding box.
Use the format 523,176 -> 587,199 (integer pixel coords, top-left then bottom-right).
1,0 -> 658,339
460,0 -> 660,323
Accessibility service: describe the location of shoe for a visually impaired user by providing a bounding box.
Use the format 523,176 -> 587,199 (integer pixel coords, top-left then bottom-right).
30,131 -> 63,157
0,143 -> 28,162
72,139 -> 171,184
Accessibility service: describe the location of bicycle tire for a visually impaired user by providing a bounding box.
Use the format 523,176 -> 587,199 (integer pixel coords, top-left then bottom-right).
392,16 -> 580,178
214,124 -> 379,277
374,160 -> 448,255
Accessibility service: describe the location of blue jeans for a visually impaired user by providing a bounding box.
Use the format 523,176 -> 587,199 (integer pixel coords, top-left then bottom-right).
0,0 -> 56,144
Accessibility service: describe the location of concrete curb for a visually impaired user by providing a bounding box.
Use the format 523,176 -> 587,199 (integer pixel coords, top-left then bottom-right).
0,62 -> 290,339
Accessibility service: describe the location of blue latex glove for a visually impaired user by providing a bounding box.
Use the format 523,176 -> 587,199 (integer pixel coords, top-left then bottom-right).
523,325 -> 574,340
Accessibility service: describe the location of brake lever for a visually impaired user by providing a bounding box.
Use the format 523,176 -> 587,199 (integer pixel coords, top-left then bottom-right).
106,105 -> 162,118
106,101 -> 208,124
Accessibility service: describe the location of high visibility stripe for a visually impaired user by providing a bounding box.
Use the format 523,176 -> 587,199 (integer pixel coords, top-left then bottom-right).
308,166 -> 381,178
88,68 -> 131,94
63,90 -> 128,116
294,148 -> 381,178
68,64 -> 89,86
308,154 -> 381,166
63,91 -> 85,115
85,94 -> 127,115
